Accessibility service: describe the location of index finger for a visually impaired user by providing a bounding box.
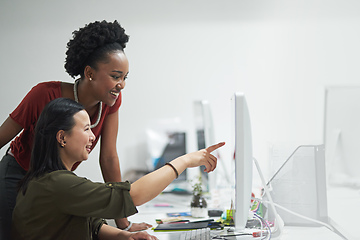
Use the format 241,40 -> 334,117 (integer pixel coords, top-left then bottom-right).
206,142 -> 225,153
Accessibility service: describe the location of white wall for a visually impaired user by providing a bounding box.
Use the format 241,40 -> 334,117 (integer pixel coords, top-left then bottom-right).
1,0 -> 360,184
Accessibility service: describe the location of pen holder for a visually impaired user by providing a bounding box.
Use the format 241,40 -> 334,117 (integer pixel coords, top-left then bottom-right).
191,194 -> 208,218
225,209 -> 234,225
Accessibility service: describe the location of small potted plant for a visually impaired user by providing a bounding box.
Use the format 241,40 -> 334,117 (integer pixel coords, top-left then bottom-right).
190,174 -> 208,218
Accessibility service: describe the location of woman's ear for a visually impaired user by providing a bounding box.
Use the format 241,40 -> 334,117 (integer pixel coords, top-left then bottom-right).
84,66 -> 94,81
56,130 -> 66,148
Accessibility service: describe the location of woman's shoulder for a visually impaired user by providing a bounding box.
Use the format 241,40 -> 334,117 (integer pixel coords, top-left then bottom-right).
32,81 -> 62,89
36,170 -> 79,184
43,171 -> 131,190
38,171 -> 87,190
46,170 -> 78,180
26,171 -> 78,194
29,81 -> 62,95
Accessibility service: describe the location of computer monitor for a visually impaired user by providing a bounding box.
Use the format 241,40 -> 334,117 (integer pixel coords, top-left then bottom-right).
324,86 -> 360,184
193,100 -> 216,192
233,92 -> 253,231
154,132 -> 187,182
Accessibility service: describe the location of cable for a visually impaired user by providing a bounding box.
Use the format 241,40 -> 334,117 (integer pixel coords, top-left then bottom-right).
255,198 -> 335,232
256,146 -> 349,240
253,157 -> 284,238
253,213 -> 271,240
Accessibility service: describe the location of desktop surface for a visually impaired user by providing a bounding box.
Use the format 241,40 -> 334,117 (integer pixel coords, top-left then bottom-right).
108,192 -> 345,240
327,186 -> 359,240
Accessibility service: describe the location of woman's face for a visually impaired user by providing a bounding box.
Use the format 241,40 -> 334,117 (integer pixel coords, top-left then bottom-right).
90,51 -> 129,106
61,110 -> 95,167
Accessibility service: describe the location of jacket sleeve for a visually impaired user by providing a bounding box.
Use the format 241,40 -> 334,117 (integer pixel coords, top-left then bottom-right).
91,218 -> 107,240
50,171 -> 138,219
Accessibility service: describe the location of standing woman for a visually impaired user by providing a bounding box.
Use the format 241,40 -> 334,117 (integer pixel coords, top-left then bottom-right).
0,20 -> 150,239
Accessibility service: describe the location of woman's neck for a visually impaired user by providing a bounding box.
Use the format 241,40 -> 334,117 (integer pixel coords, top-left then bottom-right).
61,81 -> 100,117
75,79 -> 99,109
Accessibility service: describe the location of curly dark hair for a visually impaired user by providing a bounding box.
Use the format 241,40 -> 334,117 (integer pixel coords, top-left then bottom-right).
64,20 -> 129,79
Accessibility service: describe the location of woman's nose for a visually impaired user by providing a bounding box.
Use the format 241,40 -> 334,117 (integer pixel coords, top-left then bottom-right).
90,130 -> 96,142
116,81 -> 125,90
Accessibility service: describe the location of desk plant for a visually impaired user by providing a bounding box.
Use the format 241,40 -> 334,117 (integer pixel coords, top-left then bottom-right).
190,174 -> 208,218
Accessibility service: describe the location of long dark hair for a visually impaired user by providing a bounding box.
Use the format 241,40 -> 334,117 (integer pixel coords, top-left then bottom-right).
19,98 -> 85,194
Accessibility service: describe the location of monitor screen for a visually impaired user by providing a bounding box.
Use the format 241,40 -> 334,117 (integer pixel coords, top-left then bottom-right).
233,92 -> 253,231
154,132 -> 187,182
324,86 -> 360,183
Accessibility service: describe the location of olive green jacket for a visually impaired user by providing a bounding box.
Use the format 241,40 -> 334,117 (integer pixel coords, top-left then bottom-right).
12,170 -> 138,240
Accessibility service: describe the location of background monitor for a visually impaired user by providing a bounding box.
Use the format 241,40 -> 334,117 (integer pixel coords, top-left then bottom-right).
324,86 -> 360,185
154,132 -> 187,182
193,100 -> 216,192
194,100 -> 231,192
233,92 -> 253,231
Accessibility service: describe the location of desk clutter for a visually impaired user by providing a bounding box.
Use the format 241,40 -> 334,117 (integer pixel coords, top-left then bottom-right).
150,198 -> 272,239
154,219 -> 214,231
179,228 -> 211,240
153,219 -> 265,239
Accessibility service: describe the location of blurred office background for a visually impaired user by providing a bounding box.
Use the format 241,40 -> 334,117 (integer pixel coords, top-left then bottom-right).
0,0 -> 359,183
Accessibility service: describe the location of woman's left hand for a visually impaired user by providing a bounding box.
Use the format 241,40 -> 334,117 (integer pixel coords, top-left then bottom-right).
129,231 -> 158,240
129,222 -> 153,232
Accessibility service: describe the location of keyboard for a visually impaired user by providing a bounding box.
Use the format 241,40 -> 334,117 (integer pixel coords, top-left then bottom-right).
179,228 -> 211,240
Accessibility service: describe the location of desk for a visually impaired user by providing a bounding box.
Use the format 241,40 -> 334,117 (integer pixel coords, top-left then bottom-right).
108,193 -> 345,239
327,186 -> 359,240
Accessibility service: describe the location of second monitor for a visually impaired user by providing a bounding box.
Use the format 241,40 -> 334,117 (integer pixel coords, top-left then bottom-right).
193,100 -> 216,192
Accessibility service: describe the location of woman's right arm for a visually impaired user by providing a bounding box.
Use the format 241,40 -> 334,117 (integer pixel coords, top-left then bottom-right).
130,142 -> 225,206
0,116 -> 22,149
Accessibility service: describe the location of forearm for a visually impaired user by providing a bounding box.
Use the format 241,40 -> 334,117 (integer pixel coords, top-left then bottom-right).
100,156 -> 122,182
115,218 -> 130,229
98,224 -> 129,240
129,142 -> 225,206
99,111 -> 121,183
99,224 -> 155,240
130,155 -> 189,206
0,117 -> 22,149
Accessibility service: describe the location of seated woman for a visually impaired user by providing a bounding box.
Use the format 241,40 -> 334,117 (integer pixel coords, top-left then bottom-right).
11,98 -> 225,240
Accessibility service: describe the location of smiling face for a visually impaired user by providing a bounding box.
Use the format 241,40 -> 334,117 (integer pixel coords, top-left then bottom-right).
89,51 -> 129,107
58,110 -> 96,170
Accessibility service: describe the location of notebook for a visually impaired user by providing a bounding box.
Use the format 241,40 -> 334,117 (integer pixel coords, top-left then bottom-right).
154,221 -> 209,231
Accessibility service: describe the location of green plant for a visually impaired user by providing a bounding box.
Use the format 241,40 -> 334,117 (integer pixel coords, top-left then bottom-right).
191,174 -> 203,196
